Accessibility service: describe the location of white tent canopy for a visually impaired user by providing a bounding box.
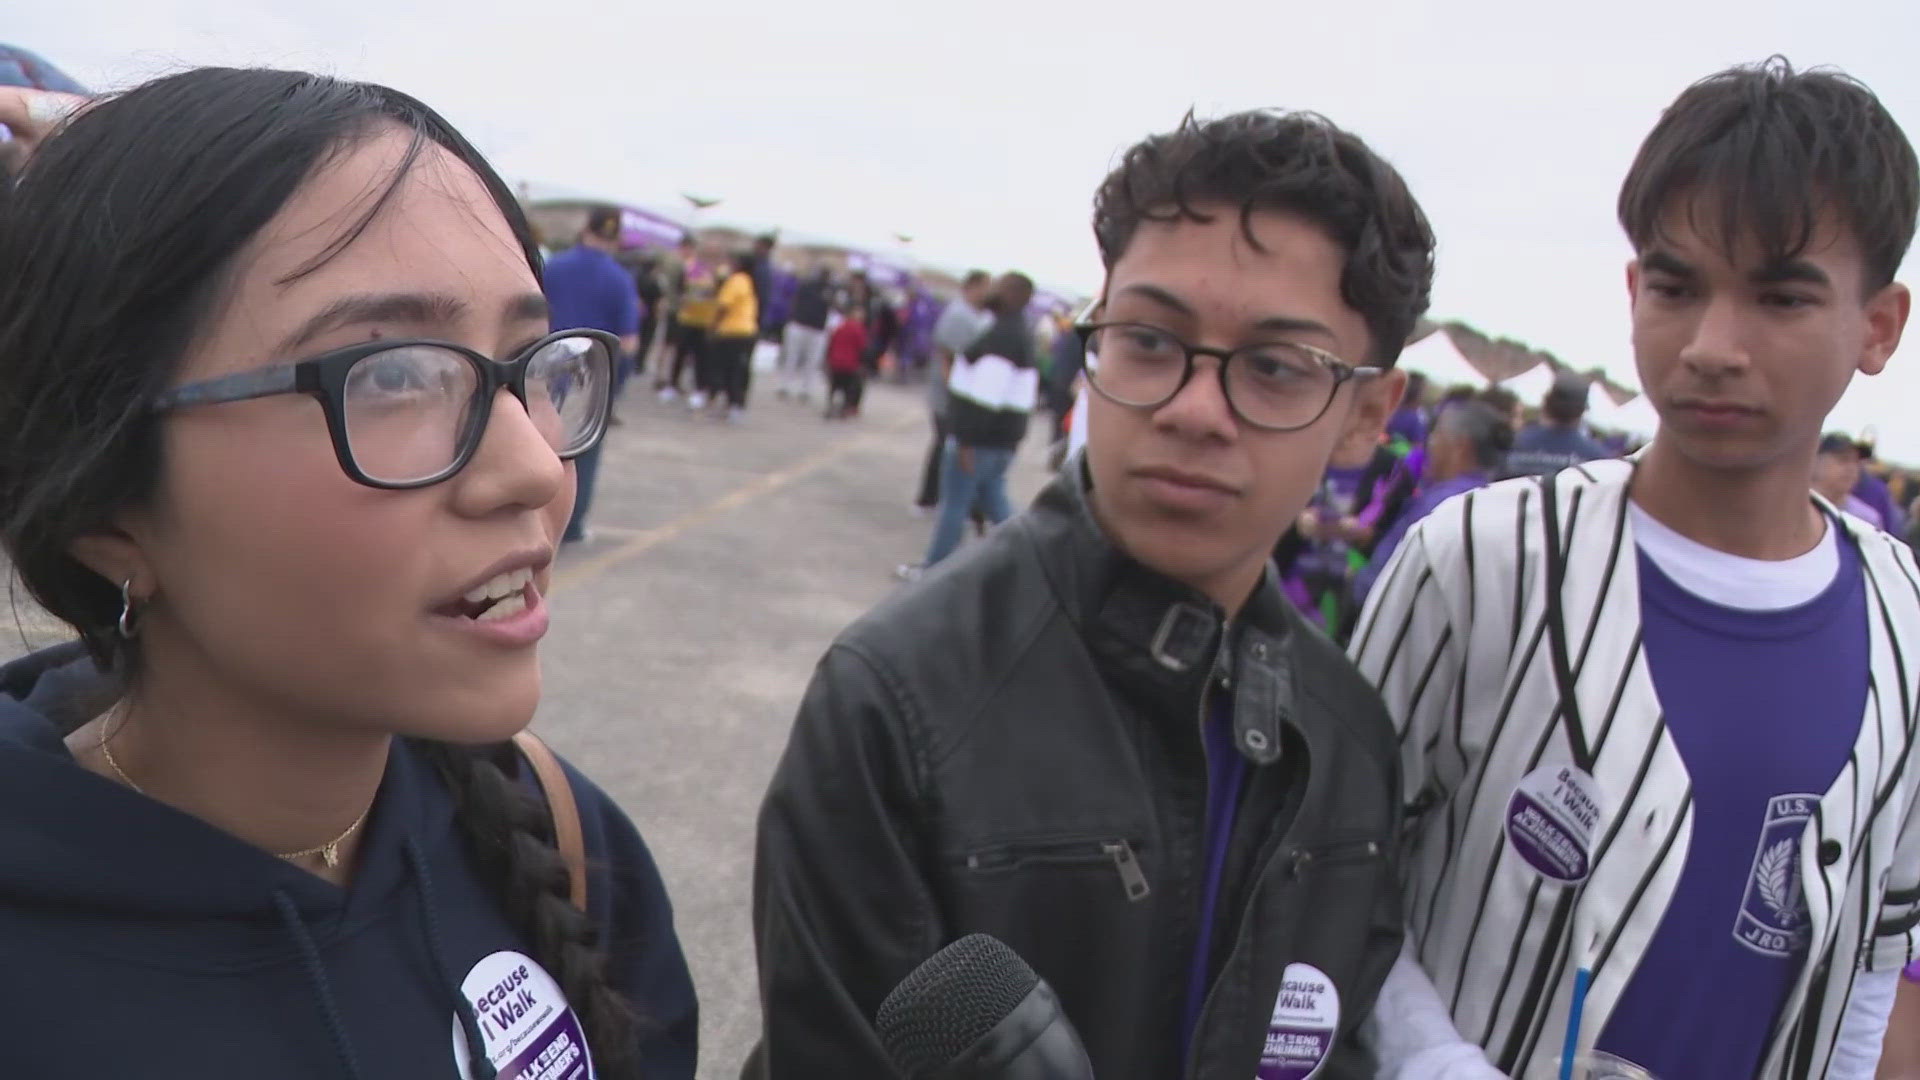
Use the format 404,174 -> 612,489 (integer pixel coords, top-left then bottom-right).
1398,330 -> 1489,390
1584,390 -> 1627,430
1499,362 -> 1557,405
1602,394 -> 1661,439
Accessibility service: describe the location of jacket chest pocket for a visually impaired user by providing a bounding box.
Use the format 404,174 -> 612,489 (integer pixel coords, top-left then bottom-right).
939,834 -> 1167,1076
1284,837 -> 1385,879
937,834 -> 1159,955
956,835 -> 1153,903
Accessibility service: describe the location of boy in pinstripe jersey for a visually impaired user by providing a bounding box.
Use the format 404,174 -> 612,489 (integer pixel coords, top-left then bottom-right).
1352,59 -> 1920,1079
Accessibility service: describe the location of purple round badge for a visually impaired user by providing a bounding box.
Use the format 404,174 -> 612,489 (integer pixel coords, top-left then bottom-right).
1505,766 -> 1604,885
1257,963 -> 1340,1080
452,950 -> 596,1080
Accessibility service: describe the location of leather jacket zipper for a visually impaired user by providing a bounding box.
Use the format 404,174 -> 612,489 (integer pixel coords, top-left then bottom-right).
1104,840 -> 1152,901
1287,838 -> 1383,879
963,837 -> 1152,903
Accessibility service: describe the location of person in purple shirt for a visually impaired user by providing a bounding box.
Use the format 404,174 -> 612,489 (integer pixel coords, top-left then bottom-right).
1854,439 -> 1905,534
1814,432 -> 1886,529
1352,59 -> 1920,1080
1386,369 -> 1429,447
1354,400 -> 1509,604
1278,434 -> 1414,638
545,206 -> 640,543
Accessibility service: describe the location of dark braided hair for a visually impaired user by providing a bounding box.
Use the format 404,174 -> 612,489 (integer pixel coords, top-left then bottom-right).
423,743 -> 640,1078
0,68 -> 642,1077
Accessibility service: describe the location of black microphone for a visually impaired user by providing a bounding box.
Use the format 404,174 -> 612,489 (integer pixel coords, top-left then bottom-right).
875,934 -> 1095,1080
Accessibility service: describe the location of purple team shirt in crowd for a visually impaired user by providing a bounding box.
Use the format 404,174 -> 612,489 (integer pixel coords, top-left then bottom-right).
1352,472 -> 1489,605
1386,406 -> 1428,450
1597,528 -> 1866,1077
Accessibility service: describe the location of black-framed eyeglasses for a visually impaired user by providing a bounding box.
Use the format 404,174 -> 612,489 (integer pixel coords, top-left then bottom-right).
150,329 -> 617,489
1077,322 -> 1381,432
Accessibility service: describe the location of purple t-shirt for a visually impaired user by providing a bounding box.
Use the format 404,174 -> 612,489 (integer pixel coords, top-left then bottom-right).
1387,407 -> 1428,448
1291,463 -> 1371,580
1352,472 -> 1488,605
1855,473 -> 1902,534
1179,694 -> 1248,1062
1596,532 -> 1866,1076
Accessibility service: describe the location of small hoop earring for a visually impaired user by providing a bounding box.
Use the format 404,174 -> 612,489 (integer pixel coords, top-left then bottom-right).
116,578 -> 140,640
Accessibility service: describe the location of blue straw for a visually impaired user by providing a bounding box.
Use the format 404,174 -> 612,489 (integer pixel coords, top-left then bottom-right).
1559,966 -> 1592,1080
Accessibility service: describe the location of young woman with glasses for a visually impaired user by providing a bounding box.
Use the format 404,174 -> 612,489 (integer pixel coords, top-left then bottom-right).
0,71 -> 695,1079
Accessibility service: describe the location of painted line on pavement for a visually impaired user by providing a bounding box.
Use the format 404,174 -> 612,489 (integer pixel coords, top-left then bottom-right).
552,414 -> 918,591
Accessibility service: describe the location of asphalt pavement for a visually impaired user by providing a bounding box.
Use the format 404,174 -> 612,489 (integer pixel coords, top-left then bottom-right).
1,375 -> 1055,1077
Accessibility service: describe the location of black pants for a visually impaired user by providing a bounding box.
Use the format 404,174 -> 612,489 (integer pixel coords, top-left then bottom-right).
916,413 -> 948,507
829,370 -> 864,413
662,324 -> 706,392
634,312 -> 656,376
710,335 -> 756,408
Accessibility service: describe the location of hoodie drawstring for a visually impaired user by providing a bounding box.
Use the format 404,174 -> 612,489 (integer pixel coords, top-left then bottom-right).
407,837 -> 499,1080
271,890 -> 366,1080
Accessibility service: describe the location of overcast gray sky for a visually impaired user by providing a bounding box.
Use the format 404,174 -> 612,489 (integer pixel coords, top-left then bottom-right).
17,0 -> 1920,459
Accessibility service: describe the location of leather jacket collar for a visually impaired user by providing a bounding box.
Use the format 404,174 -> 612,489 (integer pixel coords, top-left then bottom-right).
1020,456 -> 1298,768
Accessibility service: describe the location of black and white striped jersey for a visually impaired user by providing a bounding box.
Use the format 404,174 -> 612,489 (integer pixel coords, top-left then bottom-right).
1350,459 -> 1920,1079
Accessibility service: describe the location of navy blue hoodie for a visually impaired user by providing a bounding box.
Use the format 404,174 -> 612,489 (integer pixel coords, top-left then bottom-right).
0,642 -> 697,1080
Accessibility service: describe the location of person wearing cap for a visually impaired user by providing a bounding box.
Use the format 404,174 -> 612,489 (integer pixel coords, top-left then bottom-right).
1814,433 -> 1885,529
1852,439 -> 1906,535
1498,369 -> 1610,479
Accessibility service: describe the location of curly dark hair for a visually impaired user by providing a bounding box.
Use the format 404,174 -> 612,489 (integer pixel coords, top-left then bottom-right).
1091,109 -> 1436,364
1619,56 -> 1919,292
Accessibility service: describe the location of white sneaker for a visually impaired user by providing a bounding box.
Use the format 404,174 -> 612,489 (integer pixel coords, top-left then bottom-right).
726,407 -> 745,424
657,387 -> 678,403
687,392 -> 707,411
894,563 -> 925,582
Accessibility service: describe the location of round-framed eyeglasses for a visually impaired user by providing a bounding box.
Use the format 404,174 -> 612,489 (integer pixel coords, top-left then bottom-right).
1078,321 -> 1380,432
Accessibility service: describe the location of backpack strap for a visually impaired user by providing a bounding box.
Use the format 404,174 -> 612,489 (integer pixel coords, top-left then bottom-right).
511,730 -> 588,913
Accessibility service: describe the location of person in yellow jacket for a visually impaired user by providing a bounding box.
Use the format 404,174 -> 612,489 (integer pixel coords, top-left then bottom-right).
660,250 -> 719,406
707,251 -> 761,421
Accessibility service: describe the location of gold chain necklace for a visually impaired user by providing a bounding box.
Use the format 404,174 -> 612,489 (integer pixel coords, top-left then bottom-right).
97,718 -> 372,868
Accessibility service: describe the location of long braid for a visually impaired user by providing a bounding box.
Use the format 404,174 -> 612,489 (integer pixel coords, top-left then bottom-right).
422,741 -> 641,1080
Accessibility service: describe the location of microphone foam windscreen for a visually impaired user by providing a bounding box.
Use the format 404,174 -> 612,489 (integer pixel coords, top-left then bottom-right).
876,934 -> 1040,1077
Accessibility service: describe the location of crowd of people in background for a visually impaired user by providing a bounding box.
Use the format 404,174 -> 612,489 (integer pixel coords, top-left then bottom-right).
1278,361 -> 1920,646
542,194 -> 1920,601
537,207 -> 1096,550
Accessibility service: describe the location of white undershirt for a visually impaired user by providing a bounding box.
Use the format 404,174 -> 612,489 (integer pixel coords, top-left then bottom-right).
1628,501 -> 1839,611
